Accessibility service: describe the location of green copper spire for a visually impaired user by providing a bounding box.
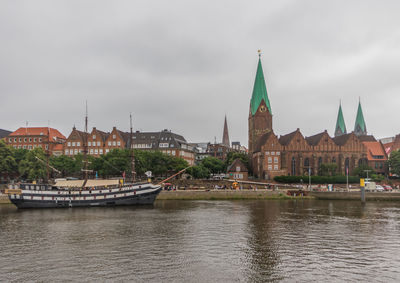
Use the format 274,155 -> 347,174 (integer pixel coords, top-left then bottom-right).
250,53 -> 271,116
334,102 -> 347,137
354,100 -> 367,136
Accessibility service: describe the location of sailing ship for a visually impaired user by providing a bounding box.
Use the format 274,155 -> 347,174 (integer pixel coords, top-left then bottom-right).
5,110 -> 162,209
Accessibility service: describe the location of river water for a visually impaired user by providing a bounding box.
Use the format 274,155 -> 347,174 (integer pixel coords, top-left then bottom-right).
0,200 -> 399,282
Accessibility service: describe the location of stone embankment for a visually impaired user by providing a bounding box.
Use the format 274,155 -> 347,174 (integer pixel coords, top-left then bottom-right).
157,189 -> 307,200
310,191 -> 400,201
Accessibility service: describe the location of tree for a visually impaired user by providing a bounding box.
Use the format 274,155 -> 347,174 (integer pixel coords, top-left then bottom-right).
319,163 -> 338,176
352,164 -> 375,178
0,140 -> 17,176
18,148 -> 47,181
188,164 -> 210,179
388,150 -> 400,176
201,157 -> 224,174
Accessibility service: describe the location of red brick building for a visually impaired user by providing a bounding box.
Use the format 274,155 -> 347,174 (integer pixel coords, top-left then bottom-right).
6,127 -> 66,156
248,54 -> 385,180
64,126 -> 88,156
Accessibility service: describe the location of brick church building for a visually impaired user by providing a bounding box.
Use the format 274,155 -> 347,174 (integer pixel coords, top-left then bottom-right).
248,53 -> 387,180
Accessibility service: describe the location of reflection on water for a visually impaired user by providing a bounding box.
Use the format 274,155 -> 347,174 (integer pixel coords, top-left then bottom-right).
0,200 -> 400,282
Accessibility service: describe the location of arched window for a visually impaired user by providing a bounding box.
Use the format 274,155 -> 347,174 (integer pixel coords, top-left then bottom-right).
304,158 -> 310,167
318,157 -> 323,169
291,157 -> 296,176
332,156 -> 336,164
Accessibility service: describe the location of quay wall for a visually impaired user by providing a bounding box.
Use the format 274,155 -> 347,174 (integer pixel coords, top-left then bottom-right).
310,191 -> 400,201
157,190 -> 302,200
0,194 -> 10,204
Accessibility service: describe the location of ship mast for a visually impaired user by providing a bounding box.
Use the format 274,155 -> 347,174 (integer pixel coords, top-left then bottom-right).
130,113 -> 136,183
82,102 -> 89,188
46,125 -> 50,182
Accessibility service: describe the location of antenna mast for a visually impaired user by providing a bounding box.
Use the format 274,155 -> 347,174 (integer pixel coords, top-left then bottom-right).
46,124 -> 50,182
130,113 -> 136,182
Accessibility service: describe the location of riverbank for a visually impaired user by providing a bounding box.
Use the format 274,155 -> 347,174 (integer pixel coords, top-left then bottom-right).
310,191 -> 400,201
157,190 -> 308,200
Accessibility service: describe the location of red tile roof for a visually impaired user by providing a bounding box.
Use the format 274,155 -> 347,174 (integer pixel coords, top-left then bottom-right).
362,141 -> 387,161
9,127 -> 66,140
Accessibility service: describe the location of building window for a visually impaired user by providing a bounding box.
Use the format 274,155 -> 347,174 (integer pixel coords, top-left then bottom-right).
99,149 -> 103,154
77,142 -> 80,146
274,165 -> 278,170
265,151 -> 270,155
113,141 -> 116,146
106,149 -> 109,153
108,141 -> 111,146
70,149 -> 74,155
68,142 -> 71,146
39,138 -> 42,142
72,142 -> 76,147
65,150 -> 69,155
268,157 -> 272,163
291,157 -> 296,176
271,152 -> 275,155
95,149 -> 98,154
29,138 -> 32,142
268,165 -> 272,170
274,157 -> 278,163
117,141 -> 121,146
113,135 -> 116,139
88,142 -> 91,146
8,138 -> 12,142
93,135 -> 96,139
45,145 -> 48,150
90,149 -> 93,154
74,149 -> 78,154
159,143 -> 169,148
172,151 -> 176,156
97,141 -> 100,146
34,138 -> 37,142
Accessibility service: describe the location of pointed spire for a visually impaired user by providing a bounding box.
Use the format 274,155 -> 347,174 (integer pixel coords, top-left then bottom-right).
222,115 -> 230,147
354,100 -> 367,136
334,101 -> 347,137
250,51 -> 271,116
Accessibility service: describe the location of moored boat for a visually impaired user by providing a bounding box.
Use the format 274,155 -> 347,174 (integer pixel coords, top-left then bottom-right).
6,182 -> 161,209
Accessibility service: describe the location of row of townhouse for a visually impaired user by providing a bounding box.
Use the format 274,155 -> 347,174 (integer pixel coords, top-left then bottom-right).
64,127 -> 195,165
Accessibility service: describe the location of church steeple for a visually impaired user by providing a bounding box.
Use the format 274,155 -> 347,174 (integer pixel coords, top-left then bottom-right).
354,99 -> 367,136
334,102 -> 347,137
222,115 -> 230,147
250,51 -> 271,116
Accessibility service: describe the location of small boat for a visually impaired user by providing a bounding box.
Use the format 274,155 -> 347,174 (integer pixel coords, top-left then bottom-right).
6,182 -> 161,209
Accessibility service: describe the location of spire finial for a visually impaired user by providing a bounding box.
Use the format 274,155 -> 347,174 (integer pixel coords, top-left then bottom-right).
258,49 -> 261,58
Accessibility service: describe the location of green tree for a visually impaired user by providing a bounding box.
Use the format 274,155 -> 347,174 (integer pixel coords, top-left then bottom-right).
319,163 -> 338,176
201,157 -> 224,174
352,164 -> 375,178
388,150 -> 400,176
18,148 -> 47,181
0,140 -> 17,175
188,164 -> 210,179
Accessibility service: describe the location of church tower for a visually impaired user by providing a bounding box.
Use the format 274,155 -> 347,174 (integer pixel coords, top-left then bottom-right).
222,115 -> 230,147
354,100 -> 367,136
334,102 -> 347,137
248,51 -> 272,155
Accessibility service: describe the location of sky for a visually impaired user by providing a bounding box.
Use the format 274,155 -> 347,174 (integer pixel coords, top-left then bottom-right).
1,0 -> 400,146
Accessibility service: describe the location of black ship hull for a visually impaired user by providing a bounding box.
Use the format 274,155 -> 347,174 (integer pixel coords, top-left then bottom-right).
8,183 -> 162,209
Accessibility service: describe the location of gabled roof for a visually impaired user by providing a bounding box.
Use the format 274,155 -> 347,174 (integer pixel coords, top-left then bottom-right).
254,131 -> 273,152
10,127 -> 66,140
363,141 -> 387,161
250,56 -> 271,115
354,101 -> 367,136
227,158 -> 248,173
332,133 -> 353,146
334,103 -> 347,137
305,131 -> 326,146
279,129 -> 299,146
91,128 -> 109,142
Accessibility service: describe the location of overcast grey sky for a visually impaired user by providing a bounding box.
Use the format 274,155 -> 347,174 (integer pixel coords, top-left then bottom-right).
1,0 -> 400,146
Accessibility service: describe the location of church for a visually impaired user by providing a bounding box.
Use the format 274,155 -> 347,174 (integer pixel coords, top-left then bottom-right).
248,53 -> 387,180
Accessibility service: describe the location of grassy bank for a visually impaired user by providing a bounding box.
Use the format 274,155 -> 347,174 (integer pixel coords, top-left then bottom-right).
157,190 -> 311,200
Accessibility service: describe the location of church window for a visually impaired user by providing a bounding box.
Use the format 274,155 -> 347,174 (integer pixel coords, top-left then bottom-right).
291,157 -> 296,176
